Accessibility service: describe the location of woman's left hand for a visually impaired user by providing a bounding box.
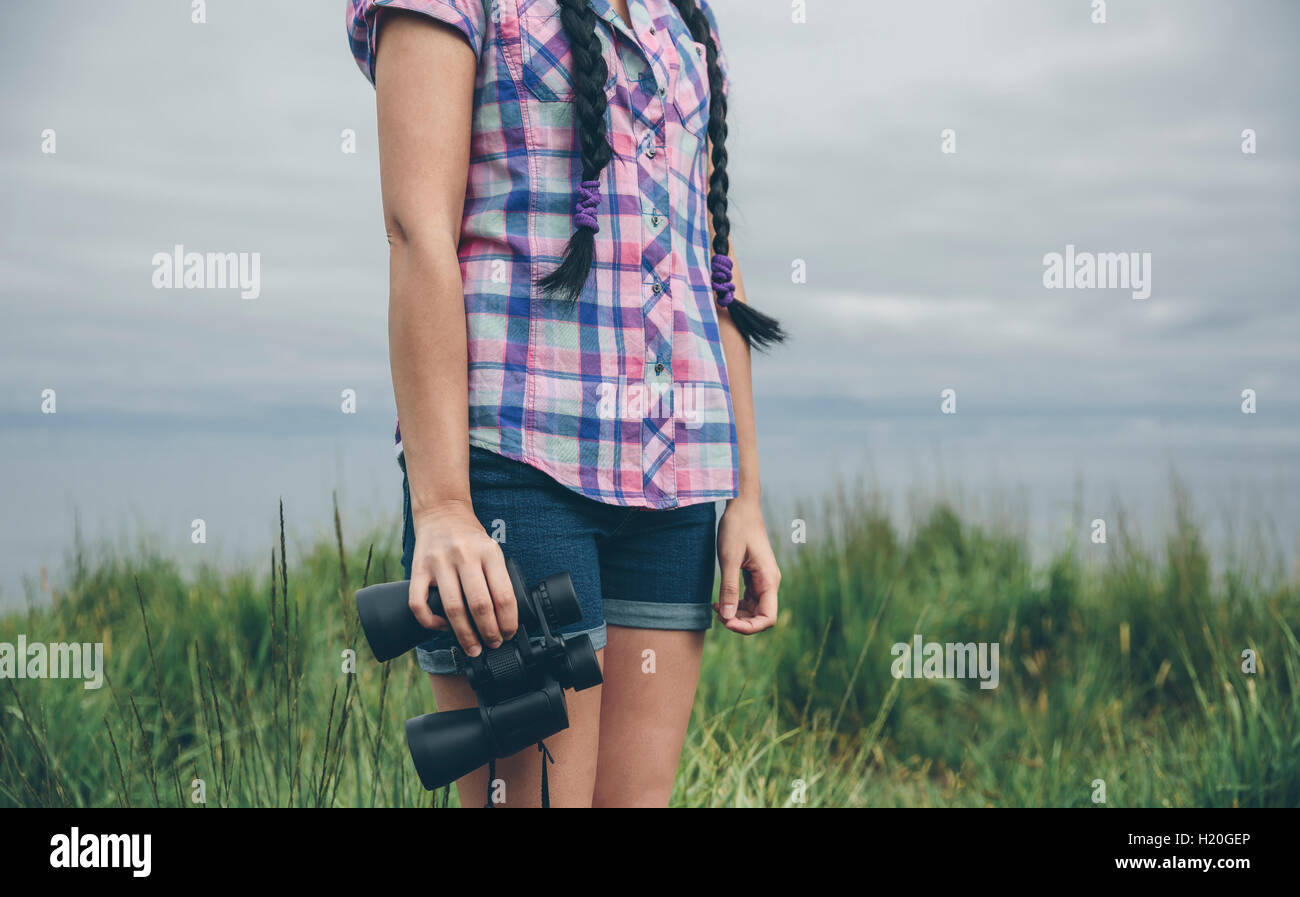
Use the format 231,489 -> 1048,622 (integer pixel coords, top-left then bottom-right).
714,497 -> 781,634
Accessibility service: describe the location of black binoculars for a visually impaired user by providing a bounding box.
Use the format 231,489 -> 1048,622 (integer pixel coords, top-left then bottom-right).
355,559 -> 602,789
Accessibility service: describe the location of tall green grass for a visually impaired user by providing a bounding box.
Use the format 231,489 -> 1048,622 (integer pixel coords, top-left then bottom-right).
2,486 -> 1297,807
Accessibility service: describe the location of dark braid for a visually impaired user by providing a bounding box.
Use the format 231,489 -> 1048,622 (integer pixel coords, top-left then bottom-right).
671,0 -> 786,350
536,0 -> 613,304
540,0 -> 786,350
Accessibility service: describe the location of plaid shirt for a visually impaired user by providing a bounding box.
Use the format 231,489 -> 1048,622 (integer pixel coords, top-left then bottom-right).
348,0 -> 738,509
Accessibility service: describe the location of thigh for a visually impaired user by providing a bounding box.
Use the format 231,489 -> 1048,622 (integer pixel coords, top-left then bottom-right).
591,501 -> 718,806
592,627 -> 705,807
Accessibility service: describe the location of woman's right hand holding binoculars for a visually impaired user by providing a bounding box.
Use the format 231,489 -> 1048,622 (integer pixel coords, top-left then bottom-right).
408,501 -> 519,657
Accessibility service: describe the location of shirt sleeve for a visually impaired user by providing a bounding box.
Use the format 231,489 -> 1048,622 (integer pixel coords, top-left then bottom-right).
346,0 -> 489,86
695,0 -> 731,98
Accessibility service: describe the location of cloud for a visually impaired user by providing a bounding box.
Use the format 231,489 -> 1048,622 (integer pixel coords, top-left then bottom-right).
0,0 -> 1295,423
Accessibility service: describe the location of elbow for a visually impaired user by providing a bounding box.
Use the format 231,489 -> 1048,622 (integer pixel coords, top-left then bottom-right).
384,212 -> 408,249
384,209 -> 459,259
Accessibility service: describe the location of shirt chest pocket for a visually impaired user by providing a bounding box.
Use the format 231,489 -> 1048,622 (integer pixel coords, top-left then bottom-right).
519,11 -> 617,103
672,36 -> 711,137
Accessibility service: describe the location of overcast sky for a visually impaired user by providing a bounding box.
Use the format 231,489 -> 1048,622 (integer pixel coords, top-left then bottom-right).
2,1 -> 1297,595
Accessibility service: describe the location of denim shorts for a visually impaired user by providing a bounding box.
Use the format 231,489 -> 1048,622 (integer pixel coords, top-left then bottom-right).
401,444 -> 718,675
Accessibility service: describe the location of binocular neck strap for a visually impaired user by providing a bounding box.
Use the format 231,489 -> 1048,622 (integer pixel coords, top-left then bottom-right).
538,741 -> 555,809
483,742 -> 555,808
483,758 -> 497,809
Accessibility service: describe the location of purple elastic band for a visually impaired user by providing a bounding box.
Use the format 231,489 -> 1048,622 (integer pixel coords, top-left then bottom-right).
574,179 -> 601,232
711,253 -> 735,307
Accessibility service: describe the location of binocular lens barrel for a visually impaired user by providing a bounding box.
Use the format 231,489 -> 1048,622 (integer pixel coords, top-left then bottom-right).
404,709 -> 493,790
535,573 -> 583,628
354,580 -> 446,663
562,635 -> 604,691
356,563 -> 581,662
405,679 -> 569,789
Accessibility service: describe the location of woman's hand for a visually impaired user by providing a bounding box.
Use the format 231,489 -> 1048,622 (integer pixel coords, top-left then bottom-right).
408,499 -> 518,658
714,497 -> 781,634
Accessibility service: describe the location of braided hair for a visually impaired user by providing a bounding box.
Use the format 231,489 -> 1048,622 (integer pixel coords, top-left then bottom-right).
535,0 -> 787,350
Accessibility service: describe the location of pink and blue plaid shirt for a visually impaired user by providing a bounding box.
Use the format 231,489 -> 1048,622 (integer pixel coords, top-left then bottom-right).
348,0 -> 738,509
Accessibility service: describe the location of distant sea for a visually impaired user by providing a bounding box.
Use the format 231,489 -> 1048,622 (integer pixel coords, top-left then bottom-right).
3,398 -> 1296,609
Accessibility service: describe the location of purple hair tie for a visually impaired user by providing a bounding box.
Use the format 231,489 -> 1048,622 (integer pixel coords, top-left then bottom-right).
574,179 -> 601,232
711,253 -> 735,307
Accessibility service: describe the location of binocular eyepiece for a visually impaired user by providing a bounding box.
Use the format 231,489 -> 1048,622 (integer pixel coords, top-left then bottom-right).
355,559 -> 602,789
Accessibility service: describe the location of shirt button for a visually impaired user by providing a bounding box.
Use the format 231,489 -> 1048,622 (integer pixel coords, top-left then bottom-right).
655,362 -> 665,374
646,146 -> 656,158
651,282 -> 661,294
651,214 -> 660,226
658,86 -> 666,97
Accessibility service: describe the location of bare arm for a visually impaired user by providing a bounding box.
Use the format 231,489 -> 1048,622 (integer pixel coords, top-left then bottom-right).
708,151 -> 781,634
715,256 -> 761,504
376,11 -> 516,656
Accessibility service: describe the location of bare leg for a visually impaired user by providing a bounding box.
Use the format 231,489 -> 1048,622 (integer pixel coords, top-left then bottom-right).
591,627 -> 705,807
427,648 -> 603,807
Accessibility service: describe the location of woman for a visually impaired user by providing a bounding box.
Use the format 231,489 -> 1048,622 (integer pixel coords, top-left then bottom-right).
347,0 -> 784,807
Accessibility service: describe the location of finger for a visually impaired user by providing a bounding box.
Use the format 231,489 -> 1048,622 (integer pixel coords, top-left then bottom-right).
722,598 -> 760,633
408,563 -> 439,629
458,560 -> 502,650
725,611 -> 768,634
433,559 -> 481,657
482,547 -> 519,640
755,572 -> 779,629
715,595 -> 754,617
726,565 -> 778,634
717,550 -> 742,620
